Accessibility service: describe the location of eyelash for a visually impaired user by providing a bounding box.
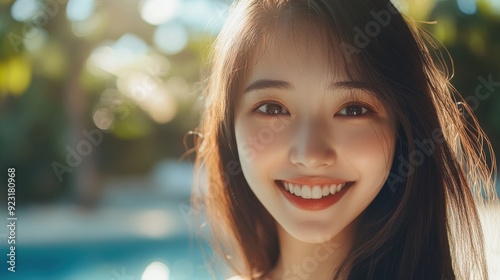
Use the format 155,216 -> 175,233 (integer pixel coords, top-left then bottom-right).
251,100 -> 376,118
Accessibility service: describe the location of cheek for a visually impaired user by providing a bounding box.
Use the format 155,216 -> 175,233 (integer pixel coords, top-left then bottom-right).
337,122 -> 396,176
235,117 -> 289,163
235,119 -> 261,163
235,118 -> 287,199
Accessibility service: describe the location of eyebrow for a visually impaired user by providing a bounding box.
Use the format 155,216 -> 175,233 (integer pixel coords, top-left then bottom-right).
243,79 -> 291,93
243,79 -> 374,94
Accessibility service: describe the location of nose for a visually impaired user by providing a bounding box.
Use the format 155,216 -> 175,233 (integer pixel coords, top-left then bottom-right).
289,119 -> 336,169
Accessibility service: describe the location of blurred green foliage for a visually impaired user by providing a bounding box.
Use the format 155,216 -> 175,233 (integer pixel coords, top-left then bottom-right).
429,0 -> 500,156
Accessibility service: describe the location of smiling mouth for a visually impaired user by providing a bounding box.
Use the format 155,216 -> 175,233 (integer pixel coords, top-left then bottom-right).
276,180 -> 355,200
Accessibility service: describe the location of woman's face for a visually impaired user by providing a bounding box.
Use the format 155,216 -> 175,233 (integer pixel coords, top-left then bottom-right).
234,29 -> 397,243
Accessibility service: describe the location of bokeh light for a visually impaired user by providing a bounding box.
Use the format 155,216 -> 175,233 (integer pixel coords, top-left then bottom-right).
66,0 -> 95,22
143,88 -> 178,123
0,56 -> 32,95
142,261 -> 170,280
87,33 -> 149,76
93,107 -> 115,131
11,0 -> 41,22
178,0 -> 228,33
71,13 -> 102,37
133,210 -> 176,238
139,0 -> 180,25
116,70 -> 178,124
87,45 -> 118,77
113,33 -> 150,64
22,27 -> 49,52
487,0 -> 500,14
153,23 -> 188,55
457,0 -> 477,15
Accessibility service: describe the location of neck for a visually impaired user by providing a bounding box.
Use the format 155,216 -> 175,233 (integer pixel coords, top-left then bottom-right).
266,223 -> 356,280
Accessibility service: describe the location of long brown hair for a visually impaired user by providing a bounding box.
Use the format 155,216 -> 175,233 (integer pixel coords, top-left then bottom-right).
189,0 -> 498,279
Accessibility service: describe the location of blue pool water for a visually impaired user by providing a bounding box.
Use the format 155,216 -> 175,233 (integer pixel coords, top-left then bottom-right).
0,236 -> 221,280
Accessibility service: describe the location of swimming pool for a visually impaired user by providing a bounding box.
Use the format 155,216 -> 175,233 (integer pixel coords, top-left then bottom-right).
0,235 -> 220,280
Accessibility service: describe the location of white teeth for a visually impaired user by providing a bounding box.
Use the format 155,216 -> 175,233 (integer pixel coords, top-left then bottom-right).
311,186 -> 322,199
301,186 -> 311,199
330,184 -> 337,194
322,186 -> 330,196
281,181 -> 349,199
294,185 -> 302,196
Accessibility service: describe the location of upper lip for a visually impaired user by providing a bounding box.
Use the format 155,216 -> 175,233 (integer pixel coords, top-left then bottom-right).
280,177 -> 352,185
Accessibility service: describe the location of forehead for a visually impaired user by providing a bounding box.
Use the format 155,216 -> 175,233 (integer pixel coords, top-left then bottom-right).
247,20 -> 353,84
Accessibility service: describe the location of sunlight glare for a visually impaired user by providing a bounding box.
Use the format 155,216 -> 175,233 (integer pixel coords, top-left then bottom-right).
142,261 -> 170,280
139,0 -> 180,25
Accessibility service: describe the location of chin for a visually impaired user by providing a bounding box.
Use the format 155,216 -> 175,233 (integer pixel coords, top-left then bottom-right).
282,221 -> 347,244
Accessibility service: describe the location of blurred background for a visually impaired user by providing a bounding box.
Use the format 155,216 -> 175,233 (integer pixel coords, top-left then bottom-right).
0,0 -> 499,279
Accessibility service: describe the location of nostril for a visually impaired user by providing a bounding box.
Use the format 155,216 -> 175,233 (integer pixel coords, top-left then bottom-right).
289,150 -> 336,168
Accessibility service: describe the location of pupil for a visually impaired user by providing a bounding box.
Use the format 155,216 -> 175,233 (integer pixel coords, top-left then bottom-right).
268,104 -> 281,114
347,106 -> 361,116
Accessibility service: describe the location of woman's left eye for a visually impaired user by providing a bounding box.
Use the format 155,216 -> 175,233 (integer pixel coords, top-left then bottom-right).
337,105 -> 370,117
255,103 -> 289,115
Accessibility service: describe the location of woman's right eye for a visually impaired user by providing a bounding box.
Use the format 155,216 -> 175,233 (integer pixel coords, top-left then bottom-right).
255,103 -> 289,115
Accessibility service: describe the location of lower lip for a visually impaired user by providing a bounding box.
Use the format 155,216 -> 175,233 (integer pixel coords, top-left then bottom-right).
276,181 -> 352,211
